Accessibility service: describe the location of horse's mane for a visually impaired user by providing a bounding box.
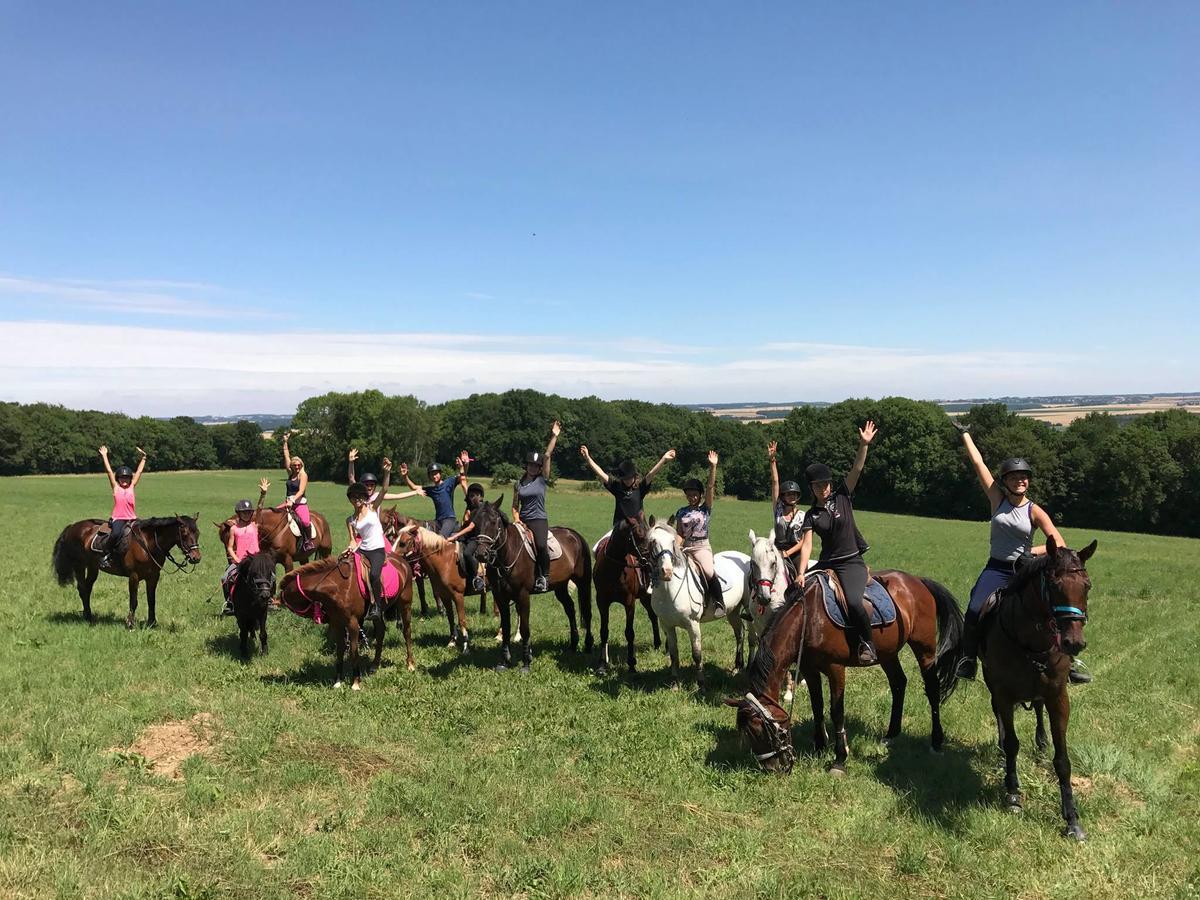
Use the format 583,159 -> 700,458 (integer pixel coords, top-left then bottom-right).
286,555 -> 342,581
414,526 -> 449,551
243,551 -> 277,579
139,515 -> 193,529
1004,554 -> 1051,596
748,581 -> 807,695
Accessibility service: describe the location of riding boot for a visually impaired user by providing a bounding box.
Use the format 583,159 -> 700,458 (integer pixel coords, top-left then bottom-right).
846,600 -> 876,665
365,585 -> 383,621
956,608 -> 980,679
705,574 -> 726,619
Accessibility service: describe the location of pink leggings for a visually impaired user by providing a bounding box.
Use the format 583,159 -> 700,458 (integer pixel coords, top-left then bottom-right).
292,503 -> 311,528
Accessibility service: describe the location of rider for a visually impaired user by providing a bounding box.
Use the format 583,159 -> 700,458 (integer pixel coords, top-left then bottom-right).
512,420 -> 560,594
347,449 -> 381,502
449,482 -> 488,592
282,432 -> 315,552
768,440 -> 806,576
953,423 -> 1089,683
344,458 -> 392,621
400,450 -> 469,537
580,444 -> 675,537
98,444 -> 147,568
794,422 -> 879,666
674,450 -> 725,618
221,478 -> 270,614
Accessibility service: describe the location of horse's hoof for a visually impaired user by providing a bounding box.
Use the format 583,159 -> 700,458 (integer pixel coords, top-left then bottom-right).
520,665 -> 531,675
446,640 -> 456,649
146,619 -> 158,629
783,690 -> 794,704
351,682 -> 362,692
595,665 -> 608,677
125,618 -> 135,631
407,661 -> 416,672
1064,825 -> 1087,842
671,682 -> 681,692
494,664 -> 507,673
460,643 -> 470,656
1005,794 -> 1023,811
512,633 -> 523,644
929,745 -> 943,755
829,765 -> 846,778
332,681 -> 344,690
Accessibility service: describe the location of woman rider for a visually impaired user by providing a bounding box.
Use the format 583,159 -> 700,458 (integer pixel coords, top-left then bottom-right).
512,420 -> 560,594
580,445 -> 675,534
282,432 -> 315,552
767,440 -> 806,577
449,482 -> 488,592
343,458 -> 392,620
347,449 -> 381,502
954,424 -> 1090,683
98,444 -> 147,568
674,450 -> 725,618
794,421 -> 879,666
221,478 -> 270,614
399,450 -> 470,537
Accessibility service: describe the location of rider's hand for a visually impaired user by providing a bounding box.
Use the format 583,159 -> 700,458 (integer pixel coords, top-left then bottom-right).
953,420 -> 970,435
259,478 -> 271,492
348,448 -> 358,462
551,419 -> 562,437
135,446 -> 147,459
767,441 -> 777,461
382,457 -> 393,472
579,445 -> 590,459
708,450 -> 719,467
399,461 -> 408,476
663,448 -> 676,461
859,421 -> 878,445
99,445 -> 109,456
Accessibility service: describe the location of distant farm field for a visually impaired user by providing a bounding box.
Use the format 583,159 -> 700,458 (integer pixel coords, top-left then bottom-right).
2,471 -> 1198,898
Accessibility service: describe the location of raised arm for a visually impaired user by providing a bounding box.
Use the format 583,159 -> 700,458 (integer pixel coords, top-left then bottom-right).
543,420 -> 560,478
1029,504 -> 1065,555
705,450 -> 718,509
399,461 -> 420,492
956,424 -> 1003,508
283,431 -> 293,470
845,421 -> 876,494
99,445 -> 116,488
579,445 -> 610,484
371,459 -> 393,510
347,447 -> 358,485
130,447 -> 147,486
255,478 -> 270,519
455,450 -> 470,494
381,488 -> 425,501
768,441 -> 779,506
645,448 -> 676,483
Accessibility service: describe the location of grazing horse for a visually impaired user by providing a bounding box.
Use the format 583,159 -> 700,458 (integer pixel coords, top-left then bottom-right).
52,515 -> 202,628
981,539 -> 1096,841
278,551 -> 415,689
230,551 -> 276,660
380,508 -> 441,618
727,569 -> 964,774
592,518 -> 661,675
646,520 -> 750,688
470,498 -> 594,673
390,521 -> 481,654
216,507 -> 331,573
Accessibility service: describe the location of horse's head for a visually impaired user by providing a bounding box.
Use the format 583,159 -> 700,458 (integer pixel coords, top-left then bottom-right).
390,522 -> 419,555
472,496 -> 507,564
647,518 -> 681,582
246,552 -> 277,605
723,694 -> 795,774
380,507 -> 403,541
177,514 -> 201,564
214,519 -> 232,546
748,529 -> 782,607
1044,537 -> 1097,657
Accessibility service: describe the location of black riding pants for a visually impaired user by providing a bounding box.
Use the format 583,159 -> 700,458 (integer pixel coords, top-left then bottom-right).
526,518 -> 549,579
108,518 -> 131,551
816,556 -> 872,644
362,547 -> 386,604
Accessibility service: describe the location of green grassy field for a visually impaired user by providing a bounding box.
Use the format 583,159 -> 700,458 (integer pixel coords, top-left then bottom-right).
2,471 -> 1198,898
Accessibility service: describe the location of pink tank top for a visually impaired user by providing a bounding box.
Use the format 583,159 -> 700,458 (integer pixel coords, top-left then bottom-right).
231,522 -> 261,558
111,485 -> 136,520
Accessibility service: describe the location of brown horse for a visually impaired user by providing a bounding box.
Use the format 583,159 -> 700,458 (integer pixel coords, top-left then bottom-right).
390,522 -> 485,654
278,551 -> 415,689
592,519 -> 661,675
215,507 -> 331,573
726,570 -> 963,774
470,498 -> 594,673
381,507 -> 457,618
980,539 -> 1096,841
52,516 -> 202,628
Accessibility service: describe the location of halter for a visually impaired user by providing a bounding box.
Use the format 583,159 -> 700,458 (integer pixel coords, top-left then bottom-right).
741,693 -> 796,769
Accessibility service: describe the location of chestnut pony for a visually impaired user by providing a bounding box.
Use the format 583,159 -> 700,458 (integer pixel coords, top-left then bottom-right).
216,507 -> 331,573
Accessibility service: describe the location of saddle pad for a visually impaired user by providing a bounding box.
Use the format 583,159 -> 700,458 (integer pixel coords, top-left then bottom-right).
817,571 -> 896,629
520,526 -> 563,561
355,553 -> 403,600
288,516 -> 301,537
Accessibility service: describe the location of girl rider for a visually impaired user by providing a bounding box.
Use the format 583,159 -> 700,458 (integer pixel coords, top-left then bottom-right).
512,420 -> 560,594
98,444 -> 147,568
399,450 -> 470,537
343,458 -> 392,621
282,432 -> 315,552
580,445 -> 676,532
674,450 -> 725,618
449,482 -> 488,592
954,424 -> 1090,683
794,422 -> 879,666
221,478 -> 270,614
348,448 -> 423,505
767,440 -> 807,577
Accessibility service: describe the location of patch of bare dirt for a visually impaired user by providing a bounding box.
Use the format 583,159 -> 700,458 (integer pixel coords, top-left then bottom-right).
120,713 -> 217,779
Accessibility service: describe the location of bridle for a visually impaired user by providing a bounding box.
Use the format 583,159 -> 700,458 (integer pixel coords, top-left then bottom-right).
134,518 -> 201,574
741,693 -> 796,771
998,564 -> 1089,669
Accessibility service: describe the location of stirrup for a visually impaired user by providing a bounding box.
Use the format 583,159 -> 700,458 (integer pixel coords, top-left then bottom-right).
857,640 -> 878,665
472,575 -> 486,592
222,598 -> 235,616
532,575 -> 548,593
956,657 -> 977,680
1068,658 -> 1093,685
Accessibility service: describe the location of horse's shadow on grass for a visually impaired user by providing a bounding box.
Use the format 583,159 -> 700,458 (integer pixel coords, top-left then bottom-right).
588,659 -> 748,703
44,610 -> 125,627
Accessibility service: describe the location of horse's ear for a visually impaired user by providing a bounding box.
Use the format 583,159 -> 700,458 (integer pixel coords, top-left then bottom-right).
667,514 -> 675,527
1079,539 -> 1097,562
1046,534 -> 1060,557
494,494 -> 505,509
648,514 -> 656,528
749,529 -> 757,544
722,696 -> 742,708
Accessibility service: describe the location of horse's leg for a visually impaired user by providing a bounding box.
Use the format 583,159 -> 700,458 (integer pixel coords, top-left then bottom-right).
125,574 -> 140,630
442,584 -> 457,648
518,589 -> 533,673
728,611 -> 745,675
554,584 -> 579,652
881,655 -> 908,742
623,596 -> 639,674
1046,690 -> 1084,839
259,607 -> 268,655
333,622 -> 347,688
1033,699 -> 1048,753
417,576 -> 430,617
239,619 -> 250,660
808,666 -> 827,754
686,618 -> 704,690
829,665 -> 850,773
145,573 -> 159,628
638,593 -> 661,650
453,590 -> 471,655
665,625 -> 681,686
596,593 -> 612,675
401,598 -> 415,672
372,615 -> 385,672
495,586 -> 512,673
997,699 -> 1022,810
80,564 -> 97,623
349,617 -> 363,690
480,588 -> 488,617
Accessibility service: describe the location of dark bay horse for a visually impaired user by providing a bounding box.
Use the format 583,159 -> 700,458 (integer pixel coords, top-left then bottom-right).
279,551 -> 415,690
726,569 -> 963,774
470,498 -> 594,673
592,519 -> 661,675
215,507 -> 331,573
230,551 -> 276,660
52,515 -> 202,628
981,539 -> 1096,841
390,522 -> 482,654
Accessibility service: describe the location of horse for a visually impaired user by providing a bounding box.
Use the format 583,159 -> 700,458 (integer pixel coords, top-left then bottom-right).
229,551 -> 276,660
390,521 -> 482,654
746,530 -> 806,702
980,538 -> 1097,841
52,515 -> 202,628
278,550 -> 416,689
591,518 -> 662,676
470,497 -> 594,673
215,507 -> 331,573
726,567 -> 964,774
646,519 -> 750,688
380,507 -> 443,618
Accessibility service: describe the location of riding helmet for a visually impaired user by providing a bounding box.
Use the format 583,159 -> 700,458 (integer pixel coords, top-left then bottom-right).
467,482 -> 485,497
115,465 -> 134,480
235,499 -> 253,513
779,480 -> 802,498
347,482 -> 371,502
427,462 -> 442,475
360,472 -> 378,485
804,463 -> 833,484
525,451 -> 542,466
616,459 -> 638,480
682,477 -> 704,494
998,458 -> 1033,479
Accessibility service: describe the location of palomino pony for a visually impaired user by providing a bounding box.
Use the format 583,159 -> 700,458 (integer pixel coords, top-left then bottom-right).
390,521 -> 481,654
216,507 -> 331,573
980,539 -> 1096,841
278,551 -> 415,689
470,498 -> 594,673
592,518 -> 662,675
52,515 -> 202,628
229,551 -> 276,660
727,568 -> 964,773
646,520 -> 750,688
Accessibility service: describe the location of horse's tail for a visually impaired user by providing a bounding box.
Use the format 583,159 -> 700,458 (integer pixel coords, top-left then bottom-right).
52,526 -> 80,586
563,527 -> 593,636
921,577 -> 965,703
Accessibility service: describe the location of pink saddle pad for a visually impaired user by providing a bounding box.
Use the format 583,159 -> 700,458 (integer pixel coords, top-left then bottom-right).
355,553 -> 402,600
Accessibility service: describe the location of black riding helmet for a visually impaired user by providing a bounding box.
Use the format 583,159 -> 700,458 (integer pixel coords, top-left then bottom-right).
616,459 -> 638,480
466,482 -> 485,497
234,499 -> 253,514
347,482 -> 371,502
525,451 -> 542,467
359,472 -> 378,486
682,477 -> 704,494
804,463 -> 833,484
427,462 -> 442,475
998,458 -> 1033,479
114,465 -> 134,480
779,479 -> 802,499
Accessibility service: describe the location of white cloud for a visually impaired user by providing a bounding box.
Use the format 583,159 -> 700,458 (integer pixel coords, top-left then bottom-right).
0,274 -> 269,319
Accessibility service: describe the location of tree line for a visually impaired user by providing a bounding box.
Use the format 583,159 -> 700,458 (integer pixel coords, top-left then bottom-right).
4,391 -> 1199,537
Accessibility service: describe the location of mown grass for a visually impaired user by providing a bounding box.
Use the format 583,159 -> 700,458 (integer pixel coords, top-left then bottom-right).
1,470 -> 1198,898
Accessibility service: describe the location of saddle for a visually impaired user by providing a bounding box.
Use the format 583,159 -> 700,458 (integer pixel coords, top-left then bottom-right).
354,552 -> 403,601
286,510 -> 316,540
515,523 -> 563,562
812,570 -> 896,629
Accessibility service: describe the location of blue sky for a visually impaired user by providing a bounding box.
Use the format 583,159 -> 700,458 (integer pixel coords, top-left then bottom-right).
2,2 -> 1197,415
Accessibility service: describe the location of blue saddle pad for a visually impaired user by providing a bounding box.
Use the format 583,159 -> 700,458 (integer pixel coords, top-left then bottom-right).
817,572 -> 897,629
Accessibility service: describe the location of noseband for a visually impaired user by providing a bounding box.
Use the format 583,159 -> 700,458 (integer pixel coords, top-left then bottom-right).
742,693 -> 795,770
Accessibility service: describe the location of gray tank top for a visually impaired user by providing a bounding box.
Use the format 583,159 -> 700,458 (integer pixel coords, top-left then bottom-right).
990,498 -> 1033,561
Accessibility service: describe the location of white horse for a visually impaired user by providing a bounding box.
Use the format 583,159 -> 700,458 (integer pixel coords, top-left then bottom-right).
747,529 -> 808,702
647,520 -> 750,689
